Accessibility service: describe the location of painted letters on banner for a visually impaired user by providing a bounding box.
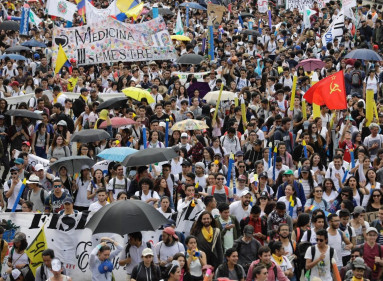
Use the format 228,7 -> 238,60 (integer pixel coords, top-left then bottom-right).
52,16 -> 177,65
285,0 -> 328,11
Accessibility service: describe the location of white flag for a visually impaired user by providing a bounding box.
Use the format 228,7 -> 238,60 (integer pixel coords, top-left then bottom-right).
303,6 -> 316,29
175,10 -> 184,35
29,10 -> 42,27
46,0 -> 77,22
258,0 -> 268,14
321,11 -> 344,47
85,0 -> 120,25
343,0 -> 356,20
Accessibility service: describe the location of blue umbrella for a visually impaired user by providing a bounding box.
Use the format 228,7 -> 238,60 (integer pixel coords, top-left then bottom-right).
180,2 -> 207,10
344,48 -> 383,61
0,54 -> 27,61
97,147 -> 138,162
21,39 -> 47,48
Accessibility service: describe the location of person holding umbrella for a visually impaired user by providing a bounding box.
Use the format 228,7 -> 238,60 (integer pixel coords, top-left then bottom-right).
89,237 -> 123,281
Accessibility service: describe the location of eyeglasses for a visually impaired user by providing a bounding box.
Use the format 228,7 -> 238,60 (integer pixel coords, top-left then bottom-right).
54,185 -> 61,188
315,190 -> 323,193
373,195 -> 381,197
316,238 -> 324,242
216,178 -> 225,180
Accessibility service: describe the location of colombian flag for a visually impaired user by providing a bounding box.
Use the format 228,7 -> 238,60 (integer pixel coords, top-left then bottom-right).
54,44 -> 71,74
76,0 -> 86,24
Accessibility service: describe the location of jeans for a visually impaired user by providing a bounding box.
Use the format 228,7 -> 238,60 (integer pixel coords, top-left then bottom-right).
35,146 -> 47,159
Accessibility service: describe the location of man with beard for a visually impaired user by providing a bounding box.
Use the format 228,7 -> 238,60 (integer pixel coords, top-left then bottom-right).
88,188 -> 109,212
154,227 -> 184,272
191,211 -> 224,270
229,190 -> 251,222
246,246 -> 289,281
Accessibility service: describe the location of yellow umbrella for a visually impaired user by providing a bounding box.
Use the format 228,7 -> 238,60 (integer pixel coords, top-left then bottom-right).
122,87 -> 155,104
172,119 -> 209,131
171,35 -> 191,42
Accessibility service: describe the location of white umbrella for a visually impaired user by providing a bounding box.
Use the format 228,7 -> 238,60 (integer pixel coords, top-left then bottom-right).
203,90 -> 235,104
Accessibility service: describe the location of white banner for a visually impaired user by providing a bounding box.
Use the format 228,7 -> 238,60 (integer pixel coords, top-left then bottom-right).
46,0 -> 77,22
258,0 -> 268,13
321,11 -> 345,46
85,0 -> 120,25
0,212 -> 134,281
172,67 -> 222,84
52,17 -> 176,66
285,0 -> 327,11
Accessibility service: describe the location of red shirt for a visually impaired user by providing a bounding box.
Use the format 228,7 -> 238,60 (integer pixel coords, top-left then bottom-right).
363,243 -> 383,280
248,218 -> 264,245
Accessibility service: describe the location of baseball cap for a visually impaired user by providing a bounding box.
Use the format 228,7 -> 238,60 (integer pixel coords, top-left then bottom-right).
98,259 -> 114,273
163,227 -> 178,239
195,162 -> 205,169
10,81 -> 19,87
57,120 -> 67,126
243,225 -> 254,237
10,166 -> 19,172
15,158 -> 24,165
159,121 -> 166,128
284,170 -> 294,175
260,191 -> 269,199
353,206 -> 365,215
11,269 -> 21,280
81,164 -> 90,170
366,227 -> 378,234
181,132 -> 188,138
51,258 -> 62,271
241,190 -> 250,197
22,141 -> 30,147
63,197 -> 73,204
301,166 -> 310,173
352,257 -> 366,269
35,164 -> 44,171
80,87 -> 89,93
238,175 -> 247,181
235,151 -> 244,157
181,160 -> 191,166
26,174 -> 40,184
253,139 -> 262,146
142,248 -> 154,257
53,177 -> 62,183
13,232 -> 26,243
259,172 -> 268,178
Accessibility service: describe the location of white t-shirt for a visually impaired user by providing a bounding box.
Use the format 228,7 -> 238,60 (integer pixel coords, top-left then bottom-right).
74,178 -> 91,207
3,180 -> 22,210
277,196 -> 302,219
154,241 -> 185,264
135,190 -> 160,205
88,201 -> 109,212
304,245 -> 336,281
326,229 -> 343,267
270,255 -> 293,273
107,177 -> 131,200
301,228 -> 318,245
229,201 -> 250,222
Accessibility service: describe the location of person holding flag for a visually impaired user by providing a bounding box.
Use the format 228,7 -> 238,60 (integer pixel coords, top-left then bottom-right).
277,184 -> 302,223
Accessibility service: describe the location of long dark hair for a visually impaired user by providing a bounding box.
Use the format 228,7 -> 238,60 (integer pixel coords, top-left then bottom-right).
310,153 -> 324,171
173,253 -> 189,273
190,211 -> 216,236
368,189 -> 383,207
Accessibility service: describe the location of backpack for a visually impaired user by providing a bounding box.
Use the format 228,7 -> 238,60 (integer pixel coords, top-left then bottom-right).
27,189 -> 45,205
112,177 -> 128,194
125,242 -> 152,257
236,77 -> 250,88
211,185 -> 229,197
221,135 -> 239,148
309,198 -> 328,210
139,190 -> 154,199
351,70 -> 362,87
328,167 -> 346,179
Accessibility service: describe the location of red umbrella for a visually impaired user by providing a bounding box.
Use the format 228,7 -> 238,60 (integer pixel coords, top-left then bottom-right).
297,59 -> 325,71
98,117 -> 138,129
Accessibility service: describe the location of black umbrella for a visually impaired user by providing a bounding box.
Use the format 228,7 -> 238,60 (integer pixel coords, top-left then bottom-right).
344,48 -> 383,61
0,21 -> 20,31
96,97 -> 128,112
5,109 -> 43,120
122,147 -> 178,167
50,156 -> 95,175
177,54 -> 205,65
240,12 -> 255,18
71,129 -> 110,143
148,8 -> 174,17
85,200 -> 170,235
240,29 -> 260,36
21,39 -> 47,48
5,45 -> 31,53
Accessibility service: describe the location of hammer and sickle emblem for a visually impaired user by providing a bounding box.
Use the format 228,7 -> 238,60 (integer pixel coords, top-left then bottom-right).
329,76 -> 341,95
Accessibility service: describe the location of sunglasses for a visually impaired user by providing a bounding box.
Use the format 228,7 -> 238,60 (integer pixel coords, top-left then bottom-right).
315,190 -> 323,193
11,172 -> 18,175
54,185 -> 61,188
216,178 -> 225,180
316,238 -> 324,242
373,195 -> 381,197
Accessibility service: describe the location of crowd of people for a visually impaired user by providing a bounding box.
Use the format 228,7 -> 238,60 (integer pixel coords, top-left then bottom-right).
1,0 -> 383,280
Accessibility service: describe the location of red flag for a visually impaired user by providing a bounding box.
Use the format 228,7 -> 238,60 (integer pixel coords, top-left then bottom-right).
303,70 -> 347,110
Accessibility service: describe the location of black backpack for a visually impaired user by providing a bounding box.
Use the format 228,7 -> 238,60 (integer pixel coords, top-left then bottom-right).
305,245 -> 335,276
351,70 -> 362,87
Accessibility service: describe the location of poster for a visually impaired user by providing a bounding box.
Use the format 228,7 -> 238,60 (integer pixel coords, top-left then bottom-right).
207,3 -> 227,30
321,11 -> 344,46
0,213 -> 130,280
52,16 -> 177,66
258,0 -> 268,13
